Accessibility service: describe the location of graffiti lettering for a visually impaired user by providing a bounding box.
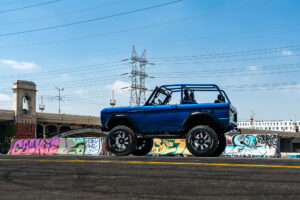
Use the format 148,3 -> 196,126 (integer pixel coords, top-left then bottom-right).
10,139 -> 60,155
149,139 -> 191,156
221,134 -> 280,158
8,138 -> 103,156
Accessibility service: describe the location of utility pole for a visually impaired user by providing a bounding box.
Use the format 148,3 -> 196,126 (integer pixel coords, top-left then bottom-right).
55,87 -> 64,114
122,46 -> 155,106
39,96 -> 45,112
110,89 -> 116,107
250,109 -> 255,133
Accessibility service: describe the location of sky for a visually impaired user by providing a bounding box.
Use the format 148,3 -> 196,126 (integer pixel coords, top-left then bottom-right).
0,0 -> 299,121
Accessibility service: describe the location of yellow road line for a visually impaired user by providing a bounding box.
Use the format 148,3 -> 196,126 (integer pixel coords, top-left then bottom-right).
0,158 -> 300,169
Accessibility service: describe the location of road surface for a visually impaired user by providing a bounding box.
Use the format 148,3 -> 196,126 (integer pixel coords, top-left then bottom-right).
0,155 -> 300,199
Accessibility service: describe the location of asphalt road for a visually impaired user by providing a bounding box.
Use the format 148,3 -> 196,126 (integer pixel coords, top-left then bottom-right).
1,155 -> 300,200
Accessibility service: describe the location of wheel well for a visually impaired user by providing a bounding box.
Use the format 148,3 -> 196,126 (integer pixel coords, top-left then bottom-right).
182,115 -> 226,135
107,117 -> 137,132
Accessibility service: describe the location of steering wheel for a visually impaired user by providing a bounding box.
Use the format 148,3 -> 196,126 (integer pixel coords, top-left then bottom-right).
158,99 -> 163,105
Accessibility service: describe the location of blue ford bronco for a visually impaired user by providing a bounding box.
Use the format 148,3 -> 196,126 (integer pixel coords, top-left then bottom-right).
101,84 -> 237,157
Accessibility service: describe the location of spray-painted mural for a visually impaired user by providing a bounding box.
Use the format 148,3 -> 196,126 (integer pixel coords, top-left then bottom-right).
221,134 -> 280,158
148,139 -> 191,156
8,138 -> 104,156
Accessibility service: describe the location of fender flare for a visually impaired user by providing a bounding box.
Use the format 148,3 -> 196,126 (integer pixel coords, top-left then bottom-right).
181,111 -> 227,133
105,114 -> 140,132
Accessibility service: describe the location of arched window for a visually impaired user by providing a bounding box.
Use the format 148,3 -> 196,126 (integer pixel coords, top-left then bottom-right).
22,96 -> 30,114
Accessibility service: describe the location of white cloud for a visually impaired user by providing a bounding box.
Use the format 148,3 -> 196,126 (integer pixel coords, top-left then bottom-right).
282,49 -> 293,56
61,73 -> 69,79
75,89 -> 85,95
105,80 -> 131,91
248,66 -> 259,71
0,59 -> 38,70
0,94 -> 12,102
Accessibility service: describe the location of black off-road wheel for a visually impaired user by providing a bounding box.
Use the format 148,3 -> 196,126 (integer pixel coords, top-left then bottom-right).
212,133 -> 226,157
186,125 -> 218,157
107,125 -> 137,156
132,139 -> 153,156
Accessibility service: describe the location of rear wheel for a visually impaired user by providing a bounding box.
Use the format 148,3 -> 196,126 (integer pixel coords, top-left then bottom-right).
132,139 -> 153,156
212,134 -> 226,157
186,125 -> 218,157
107,125 -> 137,156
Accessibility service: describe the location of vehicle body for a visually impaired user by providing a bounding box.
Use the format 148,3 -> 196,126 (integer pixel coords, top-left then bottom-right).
101,84 -> 237,156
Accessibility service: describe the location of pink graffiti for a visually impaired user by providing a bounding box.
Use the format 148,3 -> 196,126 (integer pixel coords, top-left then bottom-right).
10,139 -> 60,155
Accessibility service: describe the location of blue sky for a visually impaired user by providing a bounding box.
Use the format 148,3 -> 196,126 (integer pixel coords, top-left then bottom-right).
0,0 -> 299,121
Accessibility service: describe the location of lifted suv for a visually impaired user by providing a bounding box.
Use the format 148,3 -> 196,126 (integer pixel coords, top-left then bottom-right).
101,84 -> 237,157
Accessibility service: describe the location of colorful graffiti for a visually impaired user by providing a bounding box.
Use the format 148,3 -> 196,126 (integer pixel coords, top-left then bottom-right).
281,153 -> 300,159
16,123 -> 35,139
8,138 -> 104,156
148,139 -> 191,156
222,134 -> 280,158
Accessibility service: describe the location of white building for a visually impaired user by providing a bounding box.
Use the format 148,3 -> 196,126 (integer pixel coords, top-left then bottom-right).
238,120 -> 300,132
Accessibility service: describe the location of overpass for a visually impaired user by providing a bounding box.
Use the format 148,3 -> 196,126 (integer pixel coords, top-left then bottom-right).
0,80 -> 101,139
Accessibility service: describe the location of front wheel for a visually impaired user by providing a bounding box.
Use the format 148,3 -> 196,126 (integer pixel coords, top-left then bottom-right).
132,139 -> 153,156
107,126 -> 137,156
186,125 -> 218,157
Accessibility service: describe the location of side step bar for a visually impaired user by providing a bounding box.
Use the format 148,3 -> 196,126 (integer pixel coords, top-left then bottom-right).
137,134 -> 183,139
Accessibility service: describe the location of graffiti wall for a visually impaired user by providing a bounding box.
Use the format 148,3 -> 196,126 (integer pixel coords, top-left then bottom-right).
8,138 -> 104,156
281,153 -> 300,159
221,134 -> 280,158
148,139 -> 191,156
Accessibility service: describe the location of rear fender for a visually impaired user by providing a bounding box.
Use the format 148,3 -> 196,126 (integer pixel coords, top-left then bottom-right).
181,112 -> 228,134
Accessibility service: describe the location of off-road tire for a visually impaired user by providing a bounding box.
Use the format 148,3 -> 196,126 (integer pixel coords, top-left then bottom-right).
212,133 -> 226,157
186,125 -> 218,157
107,125 -> 137,156
132,139 -> 153,156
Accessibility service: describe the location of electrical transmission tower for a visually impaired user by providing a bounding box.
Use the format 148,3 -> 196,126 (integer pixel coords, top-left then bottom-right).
124,46 -> 154,106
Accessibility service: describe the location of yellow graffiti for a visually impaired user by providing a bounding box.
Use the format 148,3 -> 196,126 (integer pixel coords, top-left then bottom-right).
149,139 -> 191,155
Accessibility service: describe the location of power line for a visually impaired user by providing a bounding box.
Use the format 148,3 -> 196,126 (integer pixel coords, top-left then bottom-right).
0,0 -> 271,47
0,0 -> 129,27
150,45 -> 300,61
0,0 -> 31,6
156,68 -> 300,79
1,44 -> 296,81
153,63 -> 300,77
0,0 -> 62,14
154,53 -> 300,65
0,60 -> 126,79
0,0 -> 183,37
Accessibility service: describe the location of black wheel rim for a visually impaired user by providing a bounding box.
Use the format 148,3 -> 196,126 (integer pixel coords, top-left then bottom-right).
111,131 -> 130,152
191,130 -> 212,152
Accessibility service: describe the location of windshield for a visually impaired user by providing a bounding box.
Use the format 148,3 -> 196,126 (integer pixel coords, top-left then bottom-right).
147,87 -> 170,105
